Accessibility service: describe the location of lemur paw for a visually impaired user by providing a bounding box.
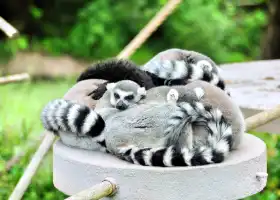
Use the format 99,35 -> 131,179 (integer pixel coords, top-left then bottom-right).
167,89 -> 179,103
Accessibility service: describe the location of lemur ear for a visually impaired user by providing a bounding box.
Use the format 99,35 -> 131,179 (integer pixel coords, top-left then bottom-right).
106,83 -> 116,90
137,87 -> 146,96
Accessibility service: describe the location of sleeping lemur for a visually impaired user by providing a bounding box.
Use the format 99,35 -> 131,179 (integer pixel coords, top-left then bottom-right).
94,79 -> 244,151
105,80 -> 146,110
41,80 -> 147,151
41,80 -> 244,167
141,48 -> 230,96
76,49 -> 229,100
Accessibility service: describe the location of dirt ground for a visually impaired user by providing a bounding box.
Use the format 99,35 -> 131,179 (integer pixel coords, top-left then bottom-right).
0,51 -> 91,78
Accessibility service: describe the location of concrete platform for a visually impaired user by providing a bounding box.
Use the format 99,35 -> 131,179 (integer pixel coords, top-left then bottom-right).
53,133 -> 267,200
220,60 -> 280,133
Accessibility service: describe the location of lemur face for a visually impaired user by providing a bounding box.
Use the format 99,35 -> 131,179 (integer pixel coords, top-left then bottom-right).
106,82 -> 146,110
111,89 -> 138,110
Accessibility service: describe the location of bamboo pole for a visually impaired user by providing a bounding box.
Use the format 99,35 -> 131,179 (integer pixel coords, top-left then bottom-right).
0,16 -> 19,38
8,1 -> 181,200
245,105 -> 280,131
0,73 -> 30,85
65,178 -> 117,200
116,0 -> 182,59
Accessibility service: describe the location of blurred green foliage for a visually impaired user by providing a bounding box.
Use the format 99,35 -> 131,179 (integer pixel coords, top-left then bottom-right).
1,0 -> 279,199
0,0 -> 267,64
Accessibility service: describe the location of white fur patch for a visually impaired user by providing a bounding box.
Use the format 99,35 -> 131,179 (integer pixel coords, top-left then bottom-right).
181,148 -> 193,166
212,108 -> 222,122
190,64 -> 204,80
167,89 -> 179,103
193,87 -> 205,100
197,60 -> 213,71
54,100 -> 69,132
207,121 -> 219,137
106,82 -> 116,91
137,87 -> 146,96
46,100 -> 61,130
163,146 -> 174,167
81,111 -> 99,135
142,150 -> 152,166
201,148 -> 213,163
171,61 -> 188,79
210,74 -> 220,85
67,104 -> 81,133
216,140 -> 230,155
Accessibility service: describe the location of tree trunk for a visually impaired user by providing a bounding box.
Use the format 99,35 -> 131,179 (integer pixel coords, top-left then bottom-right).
261,0 -> 280,59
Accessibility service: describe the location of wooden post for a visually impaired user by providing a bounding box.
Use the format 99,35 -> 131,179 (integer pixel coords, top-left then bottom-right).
117,0 -> 182,59
0,16 -> 19,38
0,73 -> 30,85
65,178 -> 117,200
245,104 -> 280,131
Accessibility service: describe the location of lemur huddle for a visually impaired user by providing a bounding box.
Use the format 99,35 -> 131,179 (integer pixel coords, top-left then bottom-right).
41,48 -> 245,167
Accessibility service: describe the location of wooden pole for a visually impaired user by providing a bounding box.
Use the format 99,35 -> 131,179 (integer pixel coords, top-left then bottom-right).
65,178 -> 117,200
8,1 -> 181,199
0,73 -> 30,85
245,105 -> 280,131
0,16 -> 19,38
116,0 -> 182,59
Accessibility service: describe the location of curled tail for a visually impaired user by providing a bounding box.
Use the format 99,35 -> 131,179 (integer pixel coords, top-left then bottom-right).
40,99 -> 105,143
116,88 -> 233,167
117,114 -> 233,167
142,59 -> 227,93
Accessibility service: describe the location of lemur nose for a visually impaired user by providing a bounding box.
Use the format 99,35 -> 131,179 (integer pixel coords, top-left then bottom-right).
116,101 -> 127,110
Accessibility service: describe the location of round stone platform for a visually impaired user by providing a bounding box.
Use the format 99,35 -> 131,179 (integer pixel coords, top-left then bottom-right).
53,133 -> 267,200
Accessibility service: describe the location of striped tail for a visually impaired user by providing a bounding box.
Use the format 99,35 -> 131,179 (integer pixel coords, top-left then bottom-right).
116,96 -> 233,167
142,59 -> 227,93
40,99 -> 105,143
117,113 -> 233,167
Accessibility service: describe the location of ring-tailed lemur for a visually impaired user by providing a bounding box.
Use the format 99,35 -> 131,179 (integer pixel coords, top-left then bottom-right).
41,83 -> 236,167
92,79 -> 244,151
41,80 -> 147,151
76,49 -> 229,100
141,48 -> 230,95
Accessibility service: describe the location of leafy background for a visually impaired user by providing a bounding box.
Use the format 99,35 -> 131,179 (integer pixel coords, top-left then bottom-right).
0,0 -> 279,199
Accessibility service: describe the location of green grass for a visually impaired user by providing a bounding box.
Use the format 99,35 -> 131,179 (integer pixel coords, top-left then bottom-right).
0,78 -> 280,199
0,78 -> 75,199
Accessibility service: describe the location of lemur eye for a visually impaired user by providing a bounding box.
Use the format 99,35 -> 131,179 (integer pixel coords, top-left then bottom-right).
125,95 -> 134,100
114,93 -> 120,99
